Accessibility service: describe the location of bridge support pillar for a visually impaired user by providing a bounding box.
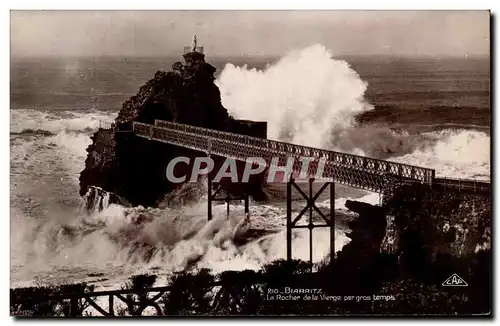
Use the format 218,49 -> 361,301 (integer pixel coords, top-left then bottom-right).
207,178 -> 250,221
286,178 -> 336,267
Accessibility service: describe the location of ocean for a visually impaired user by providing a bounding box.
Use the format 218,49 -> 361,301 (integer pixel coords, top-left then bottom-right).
10,45 -> 490,290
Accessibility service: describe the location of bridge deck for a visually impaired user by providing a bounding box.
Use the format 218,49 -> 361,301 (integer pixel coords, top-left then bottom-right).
132,120 -> 438,193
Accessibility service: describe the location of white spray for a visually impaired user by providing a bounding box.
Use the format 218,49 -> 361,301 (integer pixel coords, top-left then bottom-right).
217,44 -> 374,148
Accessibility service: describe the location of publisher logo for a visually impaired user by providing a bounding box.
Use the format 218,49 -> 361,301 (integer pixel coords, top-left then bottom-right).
442,273 -> 468,287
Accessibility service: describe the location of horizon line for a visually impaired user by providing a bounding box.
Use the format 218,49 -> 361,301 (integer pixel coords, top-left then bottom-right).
10,53 -> 490,60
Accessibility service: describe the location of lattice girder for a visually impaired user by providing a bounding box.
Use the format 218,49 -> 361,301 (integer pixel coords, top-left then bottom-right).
133,120 -> 438,193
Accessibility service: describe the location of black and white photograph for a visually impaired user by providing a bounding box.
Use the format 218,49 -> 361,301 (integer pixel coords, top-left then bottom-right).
9,9 -> 491,317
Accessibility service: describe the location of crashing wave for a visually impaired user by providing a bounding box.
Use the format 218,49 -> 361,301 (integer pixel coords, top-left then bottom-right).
10,109 -> 116,135
10,129 -> 56,136
216,45 -> 490,180
217,44 -> 373,148
81,186 -> 124,213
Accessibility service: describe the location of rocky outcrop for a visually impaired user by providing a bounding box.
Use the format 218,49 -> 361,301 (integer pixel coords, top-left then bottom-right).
334,200 -> 387,278
82,185 -> 125,212
79,51 -> 267,207
312,199 -> 392,296
328,186 -> 491,290
383,183 -> 491,281
114,52 -> 230,131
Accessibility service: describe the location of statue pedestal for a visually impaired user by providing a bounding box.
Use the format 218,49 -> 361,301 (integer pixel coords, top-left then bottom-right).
183,51 -> 206,65
183,46 -> 204,54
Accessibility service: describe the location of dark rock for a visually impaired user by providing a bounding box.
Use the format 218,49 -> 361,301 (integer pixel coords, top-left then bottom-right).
324,200 -> 387,294
172,61 -> 183,75
383,183 -> 492,282
340,200 -> 387,256
79,51 -> 267,208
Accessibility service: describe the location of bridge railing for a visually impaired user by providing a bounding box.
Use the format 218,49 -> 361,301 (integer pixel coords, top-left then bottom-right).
98,120 -> 114,130
434,177 -> 491,194
152,119 -> 434,180
133,120 -> 436,192
12,283 -> 222,316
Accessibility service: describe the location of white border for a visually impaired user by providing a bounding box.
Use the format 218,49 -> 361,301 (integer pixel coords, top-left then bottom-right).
2,1 -> 498,325
3,1 -> 498,10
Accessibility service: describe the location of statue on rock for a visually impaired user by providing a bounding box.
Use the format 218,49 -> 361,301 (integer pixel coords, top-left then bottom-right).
80,35 -> 266,208
191,34 -> 197,52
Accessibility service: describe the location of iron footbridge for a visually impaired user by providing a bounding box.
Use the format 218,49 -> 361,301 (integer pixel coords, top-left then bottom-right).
130,119 -> 491,194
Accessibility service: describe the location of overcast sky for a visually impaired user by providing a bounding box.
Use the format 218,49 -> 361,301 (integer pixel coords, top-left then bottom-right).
10,10 -> 490,57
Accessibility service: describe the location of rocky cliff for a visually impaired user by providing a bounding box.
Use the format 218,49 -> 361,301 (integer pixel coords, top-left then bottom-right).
327,191 -> 491,313
80,51 -> 266,208
382,183 -> 491,282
